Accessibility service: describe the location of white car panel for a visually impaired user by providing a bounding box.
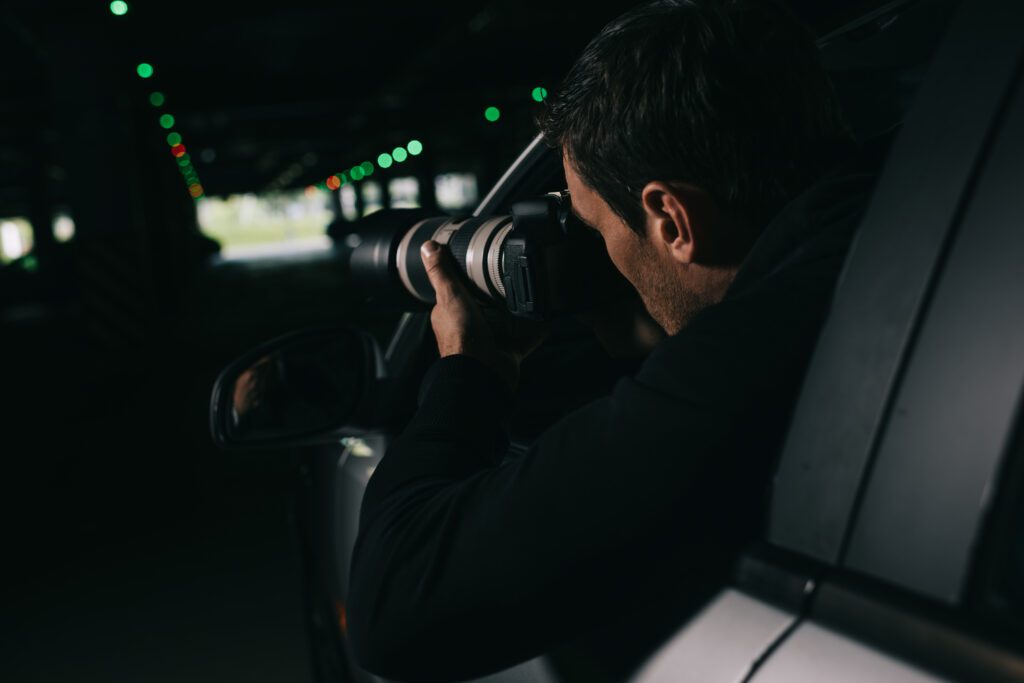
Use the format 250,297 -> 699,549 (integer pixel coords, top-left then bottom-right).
630,590 -> 796,683
750,622 -> 950,683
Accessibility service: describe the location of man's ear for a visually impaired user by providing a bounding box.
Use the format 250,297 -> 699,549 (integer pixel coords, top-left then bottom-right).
639,181 -> 719,264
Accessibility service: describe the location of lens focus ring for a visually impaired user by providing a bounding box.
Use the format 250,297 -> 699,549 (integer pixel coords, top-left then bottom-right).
447,220 -> 475,272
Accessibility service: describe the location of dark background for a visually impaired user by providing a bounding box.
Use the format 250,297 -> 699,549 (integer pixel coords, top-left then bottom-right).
0,1 -> 926,680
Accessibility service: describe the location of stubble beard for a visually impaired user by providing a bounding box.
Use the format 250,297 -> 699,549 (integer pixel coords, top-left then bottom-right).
635,262 -> 704,337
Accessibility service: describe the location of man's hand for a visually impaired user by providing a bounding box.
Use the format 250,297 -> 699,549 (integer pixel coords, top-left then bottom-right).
421,240 -> 548,391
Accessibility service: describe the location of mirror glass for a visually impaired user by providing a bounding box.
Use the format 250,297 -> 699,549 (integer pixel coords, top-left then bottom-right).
214,329 -> 370,446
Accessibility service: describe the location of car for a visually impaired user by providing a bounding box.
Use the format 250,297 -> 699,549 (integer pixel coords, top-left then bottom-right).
210,0 -> 1024,680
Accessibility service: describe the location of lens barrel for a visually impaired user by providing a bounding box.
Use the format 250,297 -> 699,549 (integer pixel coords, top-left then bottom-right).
350,211 -> 515,307
348,193 -> 589,319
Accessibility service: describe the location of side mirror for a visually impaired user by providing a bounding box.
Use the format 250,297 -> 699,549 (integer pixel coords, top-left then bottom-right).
210,327 -> 383,449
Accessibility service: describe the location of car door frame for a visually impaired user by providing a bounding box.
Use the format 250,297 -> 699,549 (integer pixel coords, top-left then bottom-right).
730,0 -> 1024,680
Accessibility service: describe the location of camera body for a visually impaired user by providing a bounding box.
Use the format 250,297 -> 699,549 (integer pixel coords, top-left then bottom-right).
350,191 -> 600,321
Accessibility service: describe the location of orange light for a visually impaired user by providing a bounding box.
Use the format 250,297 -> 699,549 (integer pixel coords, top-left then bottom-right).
171,144 -> 187,158
304,185 -> 318,198
336,601 -> 348,636
326,175 -> 341,191
188,184 -> 204,198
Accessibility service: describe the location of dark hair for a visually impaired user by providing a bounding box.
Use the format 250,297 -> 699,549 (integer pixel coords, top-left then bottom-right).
537,0 -> 853,232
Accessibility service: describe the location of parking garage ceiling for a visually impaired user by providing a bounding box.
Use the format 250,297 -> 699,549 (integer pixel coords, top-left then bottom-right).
0,0 -> 902,206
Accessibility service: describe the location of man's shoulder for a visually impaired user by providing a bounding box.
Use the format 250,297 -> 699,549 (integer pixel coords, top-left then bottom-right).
634,161 -> 880,411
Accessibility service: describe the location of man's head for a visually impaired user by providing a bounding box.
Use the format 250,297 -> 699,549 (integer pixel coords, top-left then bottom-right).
539,0 -> 852,334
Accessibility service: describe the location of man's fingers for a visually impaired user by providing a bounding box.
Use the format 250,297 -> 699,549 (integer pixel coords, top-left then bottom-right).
421,240 -> 463,301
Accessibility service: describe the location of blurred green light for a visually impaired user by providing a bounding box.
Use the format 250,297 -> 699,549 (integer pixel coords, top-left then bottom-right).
166,132 -> 182,146
407,140 -> 423,156
149,91 -> 165,107
350,166 -> 364,181
110,1 -> 128,16
159,114 -> 175,129
177,155 -> 191,166
531,86 -> 548,102
377,153 -> 393,169
21,254 -> 39,272
360,161 -> 374,176
136,63 -> 154,79
484,106 -> 501,122
339,172 -> 348,184
392,147 -> 408,163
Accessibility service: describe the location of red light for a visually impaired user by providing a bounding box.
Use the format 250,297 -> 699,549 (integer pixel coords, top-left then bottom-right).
171,144 -> 187,158
326,175 -> 341,191
188,184 -> 204,198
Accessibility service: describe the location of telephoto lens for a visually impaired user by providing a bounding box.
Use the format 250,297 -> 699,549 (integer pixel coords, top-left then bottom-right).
398,214 -> 518,305
349,191 -> 614,320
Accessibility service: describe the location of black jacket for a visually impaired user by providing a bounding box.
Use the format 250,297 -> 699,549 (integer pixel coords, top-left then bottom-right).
348,145 -> 884,682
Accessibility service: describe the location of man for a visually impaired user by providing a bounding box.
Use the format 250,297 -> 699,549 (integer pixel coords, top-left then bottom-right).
348,1 -> 880,680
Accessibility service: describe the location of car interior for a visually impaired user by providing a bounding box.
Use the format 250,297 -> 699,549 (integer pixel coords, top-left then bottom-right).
4,0 -> 1022,681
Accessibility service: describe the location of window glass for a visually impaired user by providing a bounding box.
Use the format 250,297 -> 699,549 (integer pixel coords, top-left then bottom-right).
52,213 -> 75,243
388,177 -> 420,209
972,409 -> 1024,634
0,218 -> 34,264
361,181 -> 383,217
340,184 -> 358,222
436,173 -> 478,212
1003,450 -> 1024,612
196,188 -> 332,260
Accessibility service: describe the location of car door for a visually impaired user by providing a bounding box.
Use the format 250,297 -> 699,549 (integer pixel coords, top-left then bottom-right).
635,0 -> 1024,680
755,32 -> 1024,683
750,61 -> 1024,668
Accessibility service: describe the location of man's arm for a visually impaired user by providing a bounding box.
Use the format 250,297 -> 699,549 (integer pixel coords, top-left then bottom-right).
347,350 -> 752,681
346,241 -> 820,681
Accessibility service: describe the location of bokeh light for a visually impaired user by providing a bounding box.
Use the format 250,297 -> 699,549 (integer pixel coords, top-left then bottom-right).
532,86 -> 548,102
351,166 -> 364,181
407,140 -> 423,156
136,63 -> 154,79
166,132 -> 182,146
110,1 -> 128,16
326,175 -> 341,190
377,153 -> 393,169
171,144 -> 186,157
393,147 -> 408,163
188,184 -> 204,198
159,114 -> 175,129
484,106 -> 501,122
149,91 -> 165,107
360,161 -> 374,176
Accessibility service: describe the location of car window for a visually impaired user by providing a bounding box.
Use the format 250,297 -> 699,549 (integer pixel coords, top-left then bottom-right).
970,410 -> 1024,632
1008,489 -> 1024,612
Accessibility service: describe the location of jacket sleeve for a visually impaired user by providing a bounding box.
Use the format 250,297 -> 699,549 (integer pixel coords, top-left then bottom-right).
346,328 -> 777,681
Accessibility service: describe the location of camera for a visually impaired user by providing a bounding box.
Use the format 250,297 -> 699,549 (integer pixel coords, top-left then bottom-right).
350,191 -> 610,320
